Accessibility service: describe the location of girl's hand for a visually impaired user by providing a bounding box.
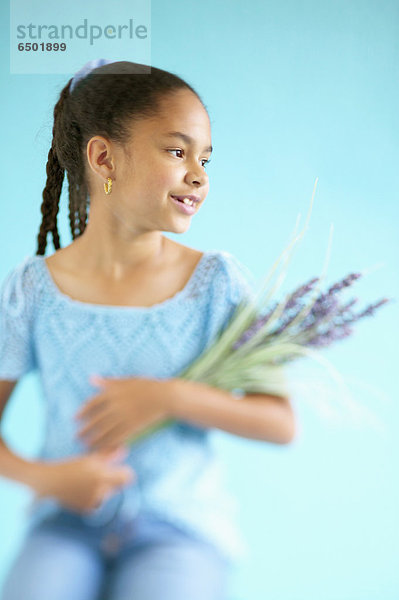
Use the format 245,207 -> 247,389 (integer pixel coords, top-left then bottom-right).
32,446 -> 136,514
74,375 -> 175,451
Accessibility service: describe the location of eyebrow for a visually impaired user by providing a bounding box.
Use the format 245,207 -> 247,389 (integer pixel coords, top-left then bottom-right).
163,131 -> 213,153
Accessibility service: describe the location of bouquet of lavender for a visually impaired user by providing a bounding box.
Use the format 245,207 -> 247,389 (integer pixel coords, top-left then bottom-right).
128,179 -> 392,444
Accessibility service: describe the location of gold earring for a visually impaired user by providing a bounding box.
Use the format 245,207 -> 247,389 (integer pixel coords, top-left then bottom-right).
104,177 -> 113,195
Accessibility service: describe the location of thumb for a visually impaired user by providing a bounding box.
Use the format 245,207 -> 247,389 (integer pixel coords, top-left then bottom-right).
89,374 -> 106,387
108,465 -> 136,487
95,446 -> 128,463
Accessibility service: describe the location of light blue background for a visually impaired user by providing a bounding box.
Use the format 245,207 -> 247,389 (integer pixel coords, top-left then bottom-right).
1,1 -> 398,599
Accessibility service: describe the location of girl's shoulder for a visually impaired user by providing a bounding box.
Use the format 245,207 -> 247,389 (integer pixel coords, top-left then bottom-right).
0,254 -> 43,319
204,249 -> 257,306
0,255 -> 45,380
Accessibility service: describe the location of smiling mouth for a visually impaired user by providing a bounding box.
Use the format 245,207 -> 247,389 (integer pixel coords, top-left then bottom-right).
172,196 -> 197,206
170,195 -> 200,206
170,195 -> 199,215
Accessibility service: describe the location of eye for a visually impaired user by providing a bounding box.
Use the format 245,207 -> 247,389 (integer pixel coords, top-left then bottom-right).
167,149 -> 212,168
168,148 -> 184,158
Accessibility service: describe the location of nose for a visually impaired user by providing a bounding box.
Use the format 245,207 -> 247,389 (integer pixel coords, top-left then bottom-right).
185,164 -> 208,187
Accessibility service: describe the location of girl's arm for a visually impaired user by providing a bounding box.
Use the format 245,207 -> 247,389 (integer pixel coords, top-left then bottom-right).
168,379 -> 296,444
0,379 -> 46,489
0,436 -> 45,489
0,380 -> 134,514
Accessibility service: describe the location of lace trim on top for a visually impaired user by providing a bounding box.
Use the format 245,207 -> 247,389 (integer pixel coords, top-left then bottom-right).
32,250 -> 219,312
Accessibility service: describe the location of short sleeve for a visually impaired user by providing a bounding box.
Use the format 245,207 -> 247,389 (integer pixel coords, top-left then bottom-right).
219,251 -> 257,308
0,257 -> 38,380
204,251 -> 257,342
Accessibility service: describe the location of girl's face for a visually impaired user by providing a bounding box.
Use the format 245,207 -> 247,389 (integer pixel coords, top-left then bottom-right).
94,88 -> 212,235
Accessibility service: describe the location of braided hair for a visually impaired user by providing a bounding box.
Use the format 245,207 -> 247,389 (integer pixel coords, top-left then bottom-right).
37,61 -> 203,255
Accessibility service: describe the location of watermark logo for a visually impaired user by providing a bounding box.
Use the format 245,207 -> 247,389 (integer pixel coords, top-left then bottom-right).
16,18 -> 148,46
10,1 -> 151,75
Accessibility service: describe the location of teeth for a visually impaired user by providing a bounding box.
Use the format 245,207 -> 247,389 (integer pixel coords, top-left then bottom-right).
182,198 -> 194,206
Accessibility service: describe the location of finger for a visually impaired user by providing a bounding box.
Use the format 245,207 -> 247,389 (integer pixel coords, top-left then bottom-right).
75,393 -> 108,421
76,409 -> 114,441
86,424 -> 125,451
75,402 -> 106,422
103,446 -> 129,462
90,375 -> 121,387
89,374 -> 105,386
92,446 -> 128,465
106,467 -> 136,488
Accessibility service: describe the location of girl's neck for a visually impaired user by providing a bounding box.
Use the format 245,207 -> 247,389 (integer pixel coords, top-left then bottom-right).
65,230 -> 172,279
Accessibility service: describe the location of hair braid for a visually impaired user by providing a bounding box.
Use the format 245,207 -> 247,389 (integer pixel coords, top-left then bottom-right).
67,170 -> 79,239
36,81 -> 72,255
66,122 -> 88,240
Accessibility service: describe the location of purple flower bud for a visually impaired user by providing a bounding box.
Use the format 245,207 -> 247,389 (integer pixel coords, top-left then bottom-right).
356,298 -> 390,319
266,278 -> 320,338
341,298 -> 359,311
327,273 -> 362,294
298,293 -> 341,334
285,277 -> 319,310
232,305 -> 278,350
305,323 -> 353,348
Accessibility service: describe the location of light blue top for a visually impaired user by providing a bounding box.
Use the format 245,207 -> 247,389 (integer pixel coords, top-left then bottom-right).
0,248 -> 256,564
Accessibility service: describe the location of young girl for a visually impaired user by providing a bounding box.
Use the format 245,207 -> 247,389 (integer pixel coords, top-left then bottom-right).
0,58 -> 295,600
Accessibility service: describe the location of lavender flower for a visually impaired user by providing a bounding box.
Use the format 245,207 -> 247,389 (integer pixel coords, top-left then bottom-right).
303,298 -> 391,348
232,277 -> 320,350
231,272 -> 391,354
292,273 -> 362,336
285,277 -> 320,310
271,277 -> 320,336
305,324 -> 354,348
355,298 -> 390,318
327,273 -> 362,294
232,303 -> 278,350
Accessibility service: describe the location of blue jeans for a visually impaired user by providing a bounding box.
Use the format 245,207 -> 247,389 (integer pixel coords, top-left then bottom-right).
0,506 -> 231,600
